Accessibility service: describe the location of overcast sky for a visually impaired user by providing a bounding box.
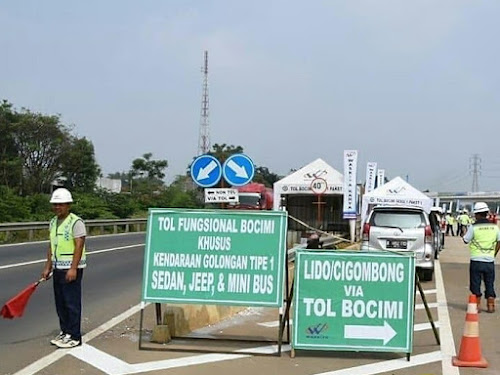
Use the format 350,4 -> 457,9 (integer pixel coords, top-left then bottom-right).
2,1 -> 500,192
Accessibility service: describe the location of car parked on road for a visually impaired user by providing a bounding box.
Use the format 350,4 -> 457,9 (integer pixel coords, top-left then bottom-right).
429,207 -> 445,257
361,205 -> 436,281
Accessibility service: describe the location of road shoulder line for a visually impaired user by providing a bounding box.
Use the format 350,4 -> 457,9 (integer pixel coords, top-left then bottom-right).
435,261 -> 459,375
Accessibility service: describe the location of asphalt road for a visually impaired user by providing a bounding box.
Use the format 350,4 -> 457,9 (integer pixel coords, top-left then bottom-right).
0,233 -> 146,375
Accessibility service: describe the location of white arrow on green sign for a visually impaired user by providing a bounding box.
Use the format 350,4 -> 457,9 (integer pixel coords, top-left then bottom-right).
344,321 -> 396,345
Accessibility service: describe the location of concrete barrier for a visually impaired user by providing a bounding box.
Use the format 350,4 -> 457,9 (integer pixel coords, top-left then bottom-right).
161,304 -> 247,337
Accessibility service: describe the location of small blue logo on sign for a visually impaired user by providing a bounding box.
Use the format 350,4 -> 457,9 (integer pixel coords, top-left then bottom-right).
222,154 -> 255,187
305,323 -> 329,339
190,154 -> 222,188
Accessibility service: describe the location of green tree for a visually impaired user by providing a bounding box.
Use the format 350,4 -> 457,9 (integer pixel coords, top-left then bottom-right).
60,136 -> 101,192
0,186 -> 30,222
0,101 -> 23,190
254,166 -> 281,187
129,153 -> 168,192
71,192 -> 115,220
98,190 -> 138,218
208,143 -> 244,164
12,109 -> 68,195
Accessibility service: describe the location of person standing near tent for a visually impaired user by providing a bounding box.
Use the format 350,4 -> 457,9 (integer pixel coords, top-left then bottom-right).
462,202 -> 500,313
41,188 -> 87,348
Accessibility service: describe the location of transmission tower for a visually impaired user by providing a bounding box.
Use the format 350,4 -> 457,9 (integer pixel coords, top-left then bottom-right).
197,50 -> 211,155
469,153 -> 481,192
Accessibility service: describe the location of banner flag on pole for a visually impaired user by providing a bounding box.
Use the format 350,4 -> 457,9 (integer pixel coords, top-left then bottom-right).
365,162 -> 377,193
343,150 -> 358,219
377,169 -> 385,188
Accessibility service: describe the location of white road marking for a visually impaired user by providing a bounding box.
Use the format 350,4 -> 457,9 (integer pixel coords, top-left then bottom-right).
312,351 -> 442,375
71,345 -> 133,374
435,261 -> 459,375
11,350 -> 68,375
130,345 -> 291,375
420,288 -> 437,295
130,353 -> 250,375
73,343 -> 290,375
13,300 -> 289,375
414,322 -> 440,331
13,302 -> 145,375
415,302 -> 438,310
0,244 -> 143,270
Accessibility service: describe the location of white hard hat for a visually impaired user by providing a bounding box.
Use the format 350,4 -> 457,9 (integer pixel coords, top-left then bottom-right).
473,202 -> 489,214
50,188 -> 73,204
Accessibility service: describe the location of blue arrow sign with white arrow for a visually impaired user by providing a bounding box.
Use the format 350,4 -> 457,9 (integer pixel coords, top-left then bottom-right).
222,154 -> 255,187
190,154 -> 222,188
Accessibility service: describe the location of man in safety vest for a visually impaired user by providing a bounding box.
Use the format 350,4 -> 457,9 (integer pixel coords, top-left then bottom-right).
445,212 -> 455,236
462,202 -> 500,313
458,211 -> 471,236
41,188 -> 87,348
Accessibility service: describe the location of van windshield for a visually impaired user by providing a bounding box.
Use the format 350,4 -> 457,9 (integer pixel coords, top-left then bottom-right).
371,211 -> 425,229
238,194 -> 260,207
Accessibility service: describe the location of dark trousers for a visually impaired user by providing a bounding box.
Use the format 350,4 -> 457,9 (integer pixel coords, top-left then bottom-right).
53,269 -> 83,341
446,224 -> 455,236
469,260 -> 496,299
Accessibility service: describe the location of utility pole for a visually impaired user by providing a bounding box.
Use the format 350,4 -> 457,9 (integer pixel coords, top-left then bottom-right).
198,50 -> 211,155
469,154 -> 481,192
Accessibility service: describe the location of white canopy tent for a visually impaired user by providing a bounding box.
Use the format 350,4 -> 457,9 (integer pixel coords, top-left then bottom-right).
273,158 -> 344,210
361,176 -> 433,223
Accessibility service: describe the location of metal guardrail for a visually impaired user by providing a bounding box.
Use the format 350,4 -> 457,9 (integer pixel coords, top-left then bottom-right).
0,218 -> 147,242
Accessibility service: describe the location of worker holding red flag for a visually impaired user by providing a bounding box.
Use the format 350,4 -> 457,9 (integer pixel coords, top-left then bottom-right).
41,188 -> 87,348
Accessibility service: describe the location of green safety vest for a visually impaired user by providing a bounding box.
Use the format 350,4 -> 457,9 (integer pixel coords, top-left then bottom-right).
49,213 -> 86,269
469,222 -> 499,259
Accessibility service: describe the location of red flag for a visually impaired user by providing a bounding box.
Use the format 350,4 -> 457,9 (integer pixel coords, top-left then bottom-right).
1,277 -> 47,319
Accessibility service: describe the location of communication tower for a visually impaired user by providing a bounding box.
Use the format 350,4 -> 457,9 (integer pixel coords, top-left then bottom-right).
198,51 -> 211,155
470,154 -> 481,192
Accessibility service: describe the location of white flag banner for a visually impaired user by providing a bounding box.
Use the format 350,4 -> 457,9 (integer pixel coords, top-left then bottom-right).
377,169 -> 385,187
365,162 -> 377,193
343,150 -> 358,219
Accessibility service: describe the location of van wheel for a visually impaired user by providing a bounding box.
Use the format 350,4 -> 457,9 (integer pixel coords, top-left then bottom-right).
419,269 -> 434,282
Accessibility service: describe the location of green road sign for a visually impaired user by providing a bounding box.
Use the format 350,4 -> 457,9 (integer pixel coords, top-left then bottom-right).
293,250 -> 415,353
142,209 -> 287,307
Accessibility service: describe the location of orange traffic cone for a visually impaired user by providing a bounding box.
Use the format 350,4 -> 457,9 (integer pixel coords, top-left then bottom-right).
452,295 -> 488,368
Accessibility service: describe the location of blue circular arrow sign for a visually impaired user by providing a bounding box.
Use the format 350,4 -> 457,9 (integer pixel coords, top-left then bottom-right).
222,154 -> 255,187
190,154 -> 222,188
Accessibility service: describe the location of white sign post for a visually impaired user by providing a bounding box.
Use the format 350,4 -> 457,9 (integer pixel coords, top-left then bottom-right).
204,188 -> 239,203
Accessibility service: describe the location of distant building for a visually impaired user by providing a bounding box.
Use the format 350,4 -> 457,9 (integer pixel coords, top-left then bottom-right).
96,177 -> 122,193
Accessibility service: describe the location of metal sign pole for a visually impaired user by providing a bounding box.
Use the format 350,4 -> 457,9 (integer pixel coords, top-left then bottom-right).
416,274 -> 440,345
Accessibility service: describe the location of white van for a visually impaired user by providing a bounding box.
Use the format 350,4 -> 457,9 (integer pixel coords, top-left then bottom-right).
361,205 -> 436,281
